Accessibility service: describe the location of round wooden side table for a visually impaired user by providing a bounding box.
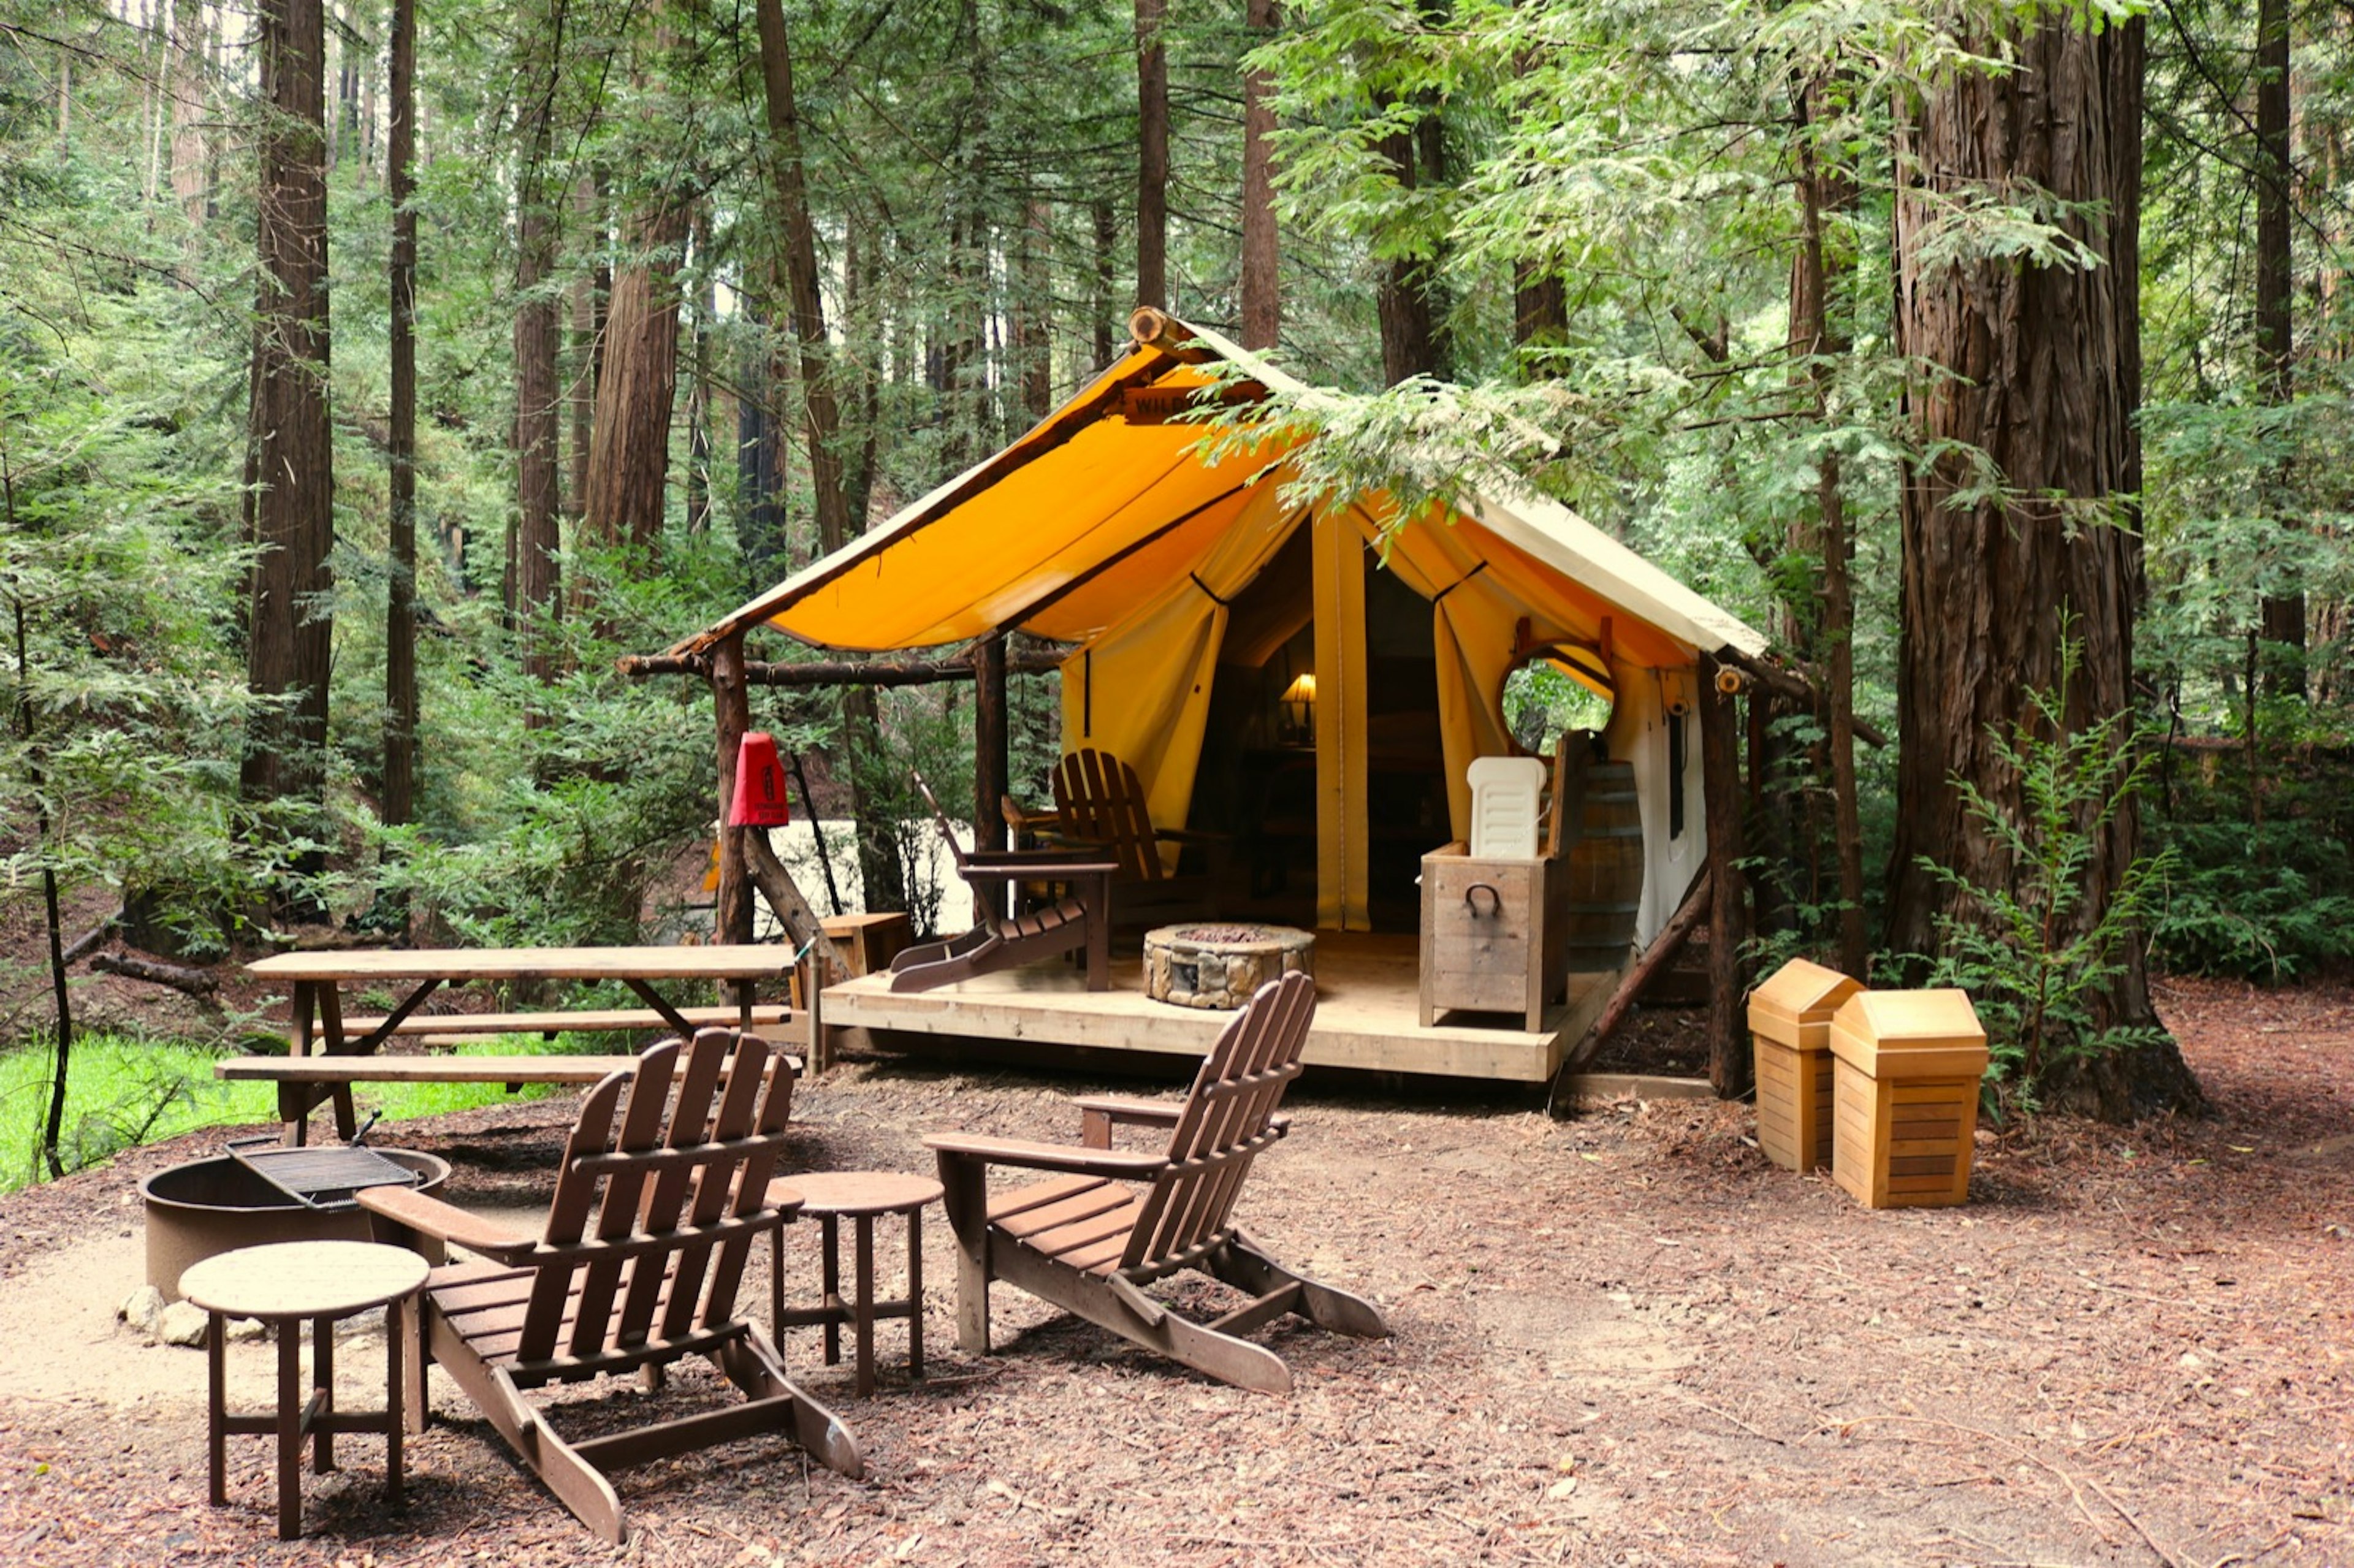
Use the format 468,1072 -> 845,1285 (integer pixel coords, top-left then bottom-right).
180,1239 -> 429,1540
767,1171 -> 943,1397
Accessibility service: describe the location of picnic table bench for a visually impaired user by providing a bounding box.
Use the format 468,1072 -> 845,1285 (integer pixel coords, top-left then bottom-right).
235,945 -> 810,1143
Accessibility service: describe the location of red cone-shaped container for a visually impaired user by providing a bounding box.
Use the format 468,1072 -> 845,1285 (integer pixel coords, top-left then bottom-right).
729,731 -> 792,827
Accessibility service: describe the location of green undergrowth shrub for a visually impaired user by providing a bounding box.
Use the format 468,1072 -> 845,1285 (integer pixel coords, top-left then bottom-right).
2144,729 -> 2354,982
1912,651 -> 2175,1118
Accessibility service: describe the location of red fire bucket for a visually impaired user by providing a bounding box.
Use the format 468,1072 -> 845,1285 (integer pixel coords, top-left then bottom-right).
729,732 -> 792,828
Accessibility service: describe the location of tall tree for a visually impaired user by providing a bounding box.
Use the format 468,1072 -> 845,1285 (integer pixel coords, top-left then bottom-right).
1239,0 -> 1280,349
167,0 -> 206,254
384,0 -> 418,834
1789,73 -> 1866,978
240,0 -> 335,820
2255,0 -> 2301,691
1885,14 -> 2198,1116
1376,102 -> 1446,384
511,0 -> 562,686
755,0 -> 906,911
581,26 -> 690,557
1136,0 -> 1168,309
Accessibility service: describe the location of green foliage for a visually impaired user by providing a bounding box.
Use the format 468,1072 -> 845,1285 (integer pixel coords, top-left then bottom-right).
0,1033 -> 274,1190
2147,819 -> 2354,981
1913,650 -> 2174,1116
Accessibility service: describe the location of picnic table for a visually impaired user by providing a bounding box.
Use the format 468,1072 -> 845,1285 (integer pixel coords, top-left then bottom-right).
237,945 -> 805,1143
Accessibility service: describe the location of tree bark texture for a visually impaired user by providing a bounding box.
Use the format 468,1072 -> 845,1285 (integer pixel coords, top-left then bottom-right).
755,0 -> 851,554
384,0 -> 417,830
1887,16 -> 2198,1118
2255,0 -> 2303,686
1376,108 -> 1446,384
713,634 -> 753,943
581,203 -> 687,553
1790,76 -> 1867,977
1239,0 -> 1279,350
565,173 -> 600,523
1135,0 -> 1168,311
1091,199 -> 1118,367
168,0 -> 207,248
240,0 -> 335,812
1017,198 -> 1054,418
512,2 -> 562,690
1699,660 -> 1750,1098
582,24 -> 688,564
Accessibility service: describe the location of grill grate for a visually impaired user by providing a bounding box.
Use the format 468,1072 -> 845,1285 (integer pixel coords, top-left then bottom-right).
229,1144 -> 427,1211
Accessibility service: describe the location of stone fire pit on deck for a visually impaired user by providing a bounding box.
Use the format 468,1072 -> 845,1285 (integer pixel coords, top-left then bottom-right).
1143,923 -> 1316,1009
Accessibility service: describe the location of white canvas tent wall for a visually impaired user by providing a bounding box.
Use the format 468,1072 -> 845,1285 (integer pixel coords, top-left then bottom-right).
672,314 -> 1766,944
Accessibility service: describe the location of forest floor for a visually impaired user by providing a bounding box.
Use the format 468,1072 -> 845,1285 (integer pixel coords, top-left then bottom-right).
0,972 -> 2348,1567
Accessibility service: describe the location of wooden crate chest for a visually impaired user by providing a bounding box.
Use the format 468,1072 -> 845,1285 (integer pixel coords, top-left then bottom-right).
1746,959 -> 1861,1173
1828,989 -> 1989,1208
1419,842 -> 1572,1031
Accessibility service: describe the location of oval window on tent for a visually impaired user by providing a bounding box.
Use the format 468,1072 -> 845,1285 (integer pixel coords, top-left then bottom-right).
1501,643 -> 1615,756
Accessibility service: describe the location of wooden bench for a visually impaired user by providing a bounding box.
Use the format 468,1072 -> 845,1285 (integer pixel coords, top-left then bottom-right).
218,1048 -> 804,1124
338,1003 -> 801,1049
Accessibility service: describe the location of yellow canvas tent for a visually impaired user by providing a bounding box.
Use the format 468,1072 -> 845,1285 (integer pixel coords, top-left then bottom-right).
671,312 -> 1766,940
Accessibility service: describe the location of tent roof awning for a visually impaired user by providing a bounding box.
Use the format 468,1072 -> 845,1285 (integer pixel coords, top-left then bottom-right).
669,314 -> 1766,664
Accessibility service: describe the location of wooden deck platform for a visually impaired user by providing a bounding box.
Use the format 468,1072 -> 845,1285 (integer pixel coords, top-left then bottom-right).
819,932 -> 1617,1082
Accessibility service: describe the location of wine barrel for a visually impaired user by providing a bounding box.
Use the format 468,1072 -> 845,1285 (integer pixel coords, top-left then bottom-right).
1563,763 -> 1644,970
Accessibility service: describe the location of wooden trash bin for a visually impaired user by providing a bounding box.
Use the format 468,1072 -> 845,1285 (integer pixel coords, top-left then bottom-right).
1828,989 -> 1989,1209
1746,959 -> 1861,1173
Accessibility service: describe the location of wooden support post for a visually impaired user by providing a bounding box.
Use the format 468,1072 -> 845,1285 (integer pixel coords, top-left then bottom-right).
973,633 -> 1008,871
712,633 -> 754,945
1699,653 -> 1750,1098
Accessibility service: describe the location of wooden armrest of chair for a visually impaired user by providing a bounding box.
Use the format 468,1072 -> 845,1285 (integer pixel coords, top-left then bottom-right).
1069,1094 -> 1181,1148
964,849 -> 1119,874
1067,1094 -> 1181,1124
923,1131 -> 1168,1179
359,1186 -> 539,1263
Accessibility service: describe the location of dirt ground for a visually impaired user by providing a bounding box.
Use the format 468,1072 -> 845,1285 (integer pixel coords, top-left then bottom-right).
0,974 -> 2348,1567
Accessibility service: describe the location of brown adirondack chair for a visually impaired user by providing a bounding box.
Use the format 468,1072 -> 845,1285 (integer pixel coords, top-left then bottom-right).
924,972 -> 1387,1393
1049,747 -> 1225,922
889,770 -> 1117,993
357,1029 -> 859,1543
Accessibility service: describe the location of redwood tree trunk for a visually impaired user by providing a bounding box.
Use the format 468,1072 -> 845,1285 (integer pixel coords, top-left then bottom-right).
1238,0 -> 1279,350
2255,0 -> 2302,691
384,0 -> 417,831
755,0 -> 904,913
1376,109 -> 1446,384
1790,76 -> 1866,978
512,6 -> 561,689
1136,0 -> 1168,311
1886,15 -> 2198,1118
168,0 -> 206,251
581,196 -> 687,554
241,0 -> 334,816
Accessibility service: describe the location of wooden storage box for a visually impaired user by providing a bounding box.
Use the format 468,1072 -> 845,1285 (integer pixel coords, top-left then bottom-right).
1419,842 -> 1572,1031
1828,989 -> 1989,1209
1747,959 -> 1861,1173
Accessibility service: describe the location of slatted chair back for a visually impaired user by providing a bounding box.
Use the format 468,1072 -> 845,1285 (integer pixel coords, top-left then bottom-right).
1052,748 -> 1165,883
1120,970 -> 1316,1274
511,1028 -> 796,1379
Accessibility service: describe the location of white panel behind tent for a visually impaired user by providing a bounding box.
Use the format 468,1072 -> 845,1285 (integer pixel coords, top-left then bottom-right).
1607,663 -> 1707,949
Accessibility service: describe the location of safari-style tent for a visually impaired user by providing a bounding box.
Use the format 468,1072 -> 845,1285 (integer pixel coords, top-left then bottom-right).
662,310 -> 1767,1082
